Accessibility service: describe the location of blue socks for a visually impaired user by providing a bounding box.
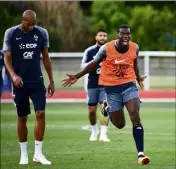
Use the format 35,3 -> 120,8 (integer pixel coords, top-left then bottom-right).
133,125 -> 144,154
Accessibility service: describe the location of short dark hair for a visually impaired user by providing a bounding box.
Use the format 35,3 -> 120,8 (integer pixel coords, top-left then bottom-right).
117,24 -> 129,32
96,29 -> 107,35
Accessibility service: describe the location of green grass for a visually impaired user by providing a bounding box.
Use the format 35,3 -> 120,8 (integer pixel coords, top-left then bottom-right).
1,102 -> 175,169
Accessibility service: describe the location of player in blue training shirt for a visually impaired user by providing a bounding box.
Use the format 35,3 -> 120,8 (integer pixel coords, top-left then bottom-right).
81,29 -> 110,142
3,10 -> 55,165
0,50 -> 4,96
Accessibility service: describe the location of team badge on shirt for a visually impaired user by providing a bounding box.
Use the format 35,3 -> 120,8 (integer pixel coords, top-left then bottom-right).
34,34 -> 38,41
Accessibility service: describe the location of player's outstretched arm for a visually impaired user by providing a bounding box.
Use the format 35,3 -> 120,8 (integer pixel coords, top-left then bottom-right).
62,45 -> 106,88
134,45 -> 147,90
62,60 -> 98,88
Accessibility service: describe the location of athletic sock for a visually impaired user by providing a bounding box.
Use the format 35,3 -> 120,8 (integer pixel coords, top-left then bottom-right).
100,125 -> 108,136
138,152 -> 145,158
91,123 -> 99,134
133,125 -> 144,156
34,140 -> 43,155
19,142 -> 28,156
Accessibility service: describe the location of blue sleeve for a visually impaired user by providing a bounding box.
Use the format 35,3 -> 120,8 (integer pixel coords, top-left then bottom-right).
2,28 -> 14,52
94,45 -> 106,64
42,29 -> 49,49
81,49 -> 89,69
37,27 -> 49,50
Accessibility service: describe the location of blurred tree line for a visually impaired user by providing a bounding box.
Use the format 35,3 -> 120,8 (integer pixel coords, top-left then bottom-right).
0,1 -> 175,51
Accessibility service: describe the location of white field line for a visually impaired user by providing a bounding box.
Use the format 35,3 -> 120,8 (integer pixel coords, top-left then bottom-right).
1,122 -> 174,136
1,98 -> 175,103
81,125 -> 175,136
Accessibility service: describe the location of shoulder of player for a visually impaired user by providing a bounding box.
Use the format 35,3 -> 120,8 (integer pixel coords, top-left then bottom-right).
105,40 -> 115,46
130,41 -> 139,56
84,44 -> 97,54
104,40 -> 115,50
98,44 -> 106,53
130,41 -> 139,48
86,44 -> 97,51
34,25 -> 48,39
5,25 -> 19,36
34,25 -> 48,37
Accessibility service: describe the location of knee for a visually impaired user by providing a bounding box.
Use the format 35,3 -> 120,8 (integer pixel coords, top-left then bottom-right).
111,120 -> 125,129
18,116 -> 27,123
115,123 -> 125,129
36,110 -> 45,121
88,107 -> 96,115
130,113 -> 141,126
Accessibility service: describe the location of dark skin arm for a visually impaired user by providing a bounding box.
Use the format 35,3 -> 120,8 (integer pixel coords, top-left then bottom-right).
134,46 -> 147,90
62,44 -> 106,87
4,51 -> 23,88
62,60 -> 98,87
42,48 -> 55,96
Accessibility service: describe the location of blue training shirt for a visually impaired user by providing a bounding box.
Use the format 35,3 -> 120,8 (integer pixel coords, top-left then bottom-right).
2,25 -> 49,87
81,44 -> 103,89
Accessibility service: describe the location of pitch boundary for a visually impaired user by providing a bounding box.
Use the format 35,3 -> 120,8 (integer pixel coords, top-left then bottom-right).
81,125 -> 175,136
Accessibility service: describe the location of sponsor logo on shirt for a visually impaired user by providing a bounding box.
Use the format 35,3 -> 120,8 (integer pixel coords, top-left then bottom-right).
19,43 -> 37,49
23,51 -> 34,59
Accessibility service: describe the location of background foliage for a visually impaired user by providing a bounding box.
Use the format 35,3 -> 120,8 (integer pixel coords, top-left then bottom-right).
0,1 -> 175,51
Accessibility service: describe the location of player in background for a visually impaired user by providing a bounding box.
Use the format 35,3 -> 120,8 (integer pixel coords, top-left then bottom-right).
81,30 -> 110,142
3,10 -> 55,165
62,25 -> 150,165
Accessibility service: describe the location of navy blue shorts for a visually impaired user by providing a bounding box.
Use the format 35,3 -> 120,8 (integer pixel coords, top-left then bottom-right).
12,86 -> 46,117
87,87 -> 106,106
104,82 -> 139,112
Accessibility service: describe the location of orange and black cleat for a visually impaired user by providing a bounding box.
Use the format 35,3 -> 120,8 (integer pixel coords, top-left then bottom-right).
138,156 -> 150,165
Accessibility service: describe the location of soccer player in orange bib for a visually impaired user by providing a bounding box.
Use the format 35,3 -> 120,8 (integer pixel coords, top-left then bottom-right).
62,25 -> 150,165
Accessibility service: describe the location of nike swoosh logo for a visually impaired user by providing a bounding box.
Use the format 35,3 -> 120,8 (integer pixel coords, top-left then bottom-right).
16,37 -> 21,40
115,58 -> 128,64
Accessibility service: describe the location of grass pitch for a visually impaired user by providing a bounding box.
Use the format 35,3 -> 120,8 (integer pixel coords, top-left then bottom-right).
1,102 -> 175,169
